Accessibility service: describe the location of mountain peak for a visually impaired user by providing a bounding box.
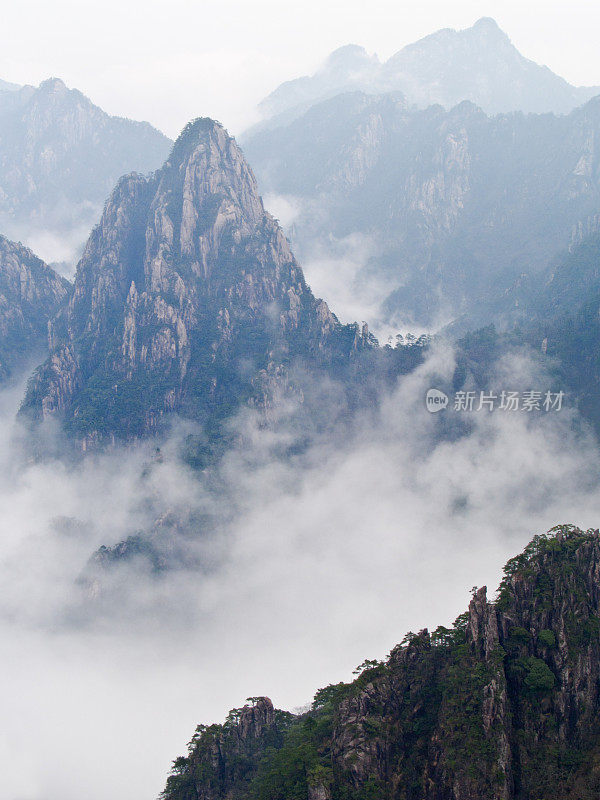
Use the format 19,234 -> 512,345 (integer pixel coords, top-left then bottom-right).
38,77 -> 69,94
255,17 -> 599,124
21,117 -> 362,446
472,16 -> 503,32
469,16 -> 510,43
0,74 -> 171,257
322,44 -> 378,72
178,116 -> 225,138
165,116 -> 264,232
169,117 -> 227,160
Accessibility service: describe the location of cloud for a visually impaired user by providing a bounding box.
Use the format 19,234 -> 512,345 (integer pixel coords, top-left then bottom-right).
260,195 -> 451,341
0,343 -> 599,799
259,195 -> 400,339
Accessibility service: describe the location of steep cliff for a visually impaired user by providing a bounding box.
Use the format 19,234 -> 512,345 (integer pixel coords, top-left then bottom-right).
21,118 -> 374,446
0,234 -> 70,380
161,526 -> 600,800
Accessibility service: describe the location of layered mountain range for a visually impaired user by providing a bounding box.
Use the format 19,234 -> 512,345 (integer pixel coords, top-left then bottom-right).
21,118 -> 376,448
160,526 -> 600,800
0,77 -> 171,265
255,18 -> 600,131
1,27 -> 600,799
245,91 -> 600,328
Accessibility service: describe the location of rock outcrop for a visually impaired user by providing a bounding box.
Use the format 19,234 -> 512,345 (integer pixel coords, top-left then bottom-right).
21,118 -> 373,445
0,234 -> 70,380
160,526 -> 600,800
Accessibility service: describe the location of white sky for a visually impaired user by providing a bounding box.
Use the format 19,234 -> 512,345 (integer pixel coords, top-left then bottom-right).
1,0 -> 600,138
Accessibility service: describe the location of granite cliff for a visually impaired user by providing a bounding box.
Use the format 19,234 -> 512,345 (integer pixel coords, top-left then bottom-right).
21,118 -> 374,447
0,234 -> 70,380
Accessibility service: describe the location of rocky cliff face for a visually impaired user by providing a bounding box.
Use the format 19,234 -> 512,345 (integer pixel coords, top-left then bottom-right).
0,234 -> 70,380
161,526 -> 600,800
0,77 -> 171,261
163,698 -> 294,800
245,92 -> 600,327
21,118 -> 372,446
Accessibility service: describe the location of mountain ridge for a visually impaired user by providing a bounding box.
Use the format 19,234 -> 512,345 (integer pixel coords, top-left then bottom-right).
244,90 -> 600,329
160,525 -> 600,800
254,17 -> 600,133
0,75 -> 172,265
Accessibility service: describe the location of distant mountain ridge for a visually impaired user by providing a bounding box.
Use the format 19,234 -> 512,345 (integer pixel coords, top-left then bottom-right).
0,76 -> 172,265
255,17 -> 600,131
0,78 -> 20,93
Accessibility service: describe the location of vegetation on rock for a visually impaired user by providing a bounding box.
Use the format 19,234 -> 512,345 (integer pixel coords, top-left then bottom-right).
161,526 -> 600,800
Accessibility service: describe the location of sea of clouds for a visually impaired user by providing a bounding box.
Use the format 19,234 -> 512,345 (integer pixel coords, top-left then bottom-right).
1,343 -> 600,800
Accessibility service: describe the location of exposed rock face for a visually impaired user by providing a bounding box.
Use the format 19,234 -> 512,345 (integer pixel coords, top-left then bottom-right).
255,17 -> 600,129
162,698 -> 292,800
0,77 -> 171,259
161,526 -> 600,800
21,118 -> 371,444
0,234 -> 70,380
245,92 -> 600,326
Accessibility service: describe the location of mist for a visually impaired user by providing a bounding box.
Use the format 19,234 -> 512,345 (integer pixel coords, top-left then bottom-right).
262,193 -> 446,340
0,209 -> 98,278
1,341 -> 599,799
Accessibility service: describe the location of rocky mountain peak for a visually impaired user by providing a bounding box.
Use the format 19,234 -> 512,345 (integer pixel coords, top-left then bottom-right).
160,117 -> 265,245
237,698 -> 275,740
21,116 -> 367,445
0,75 -> 171,263
38,76 -> 69,95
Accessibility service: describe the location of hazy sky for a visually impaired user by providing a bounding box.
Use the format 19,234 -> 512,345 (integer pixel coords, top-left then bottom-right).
2,0 -> 600,138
